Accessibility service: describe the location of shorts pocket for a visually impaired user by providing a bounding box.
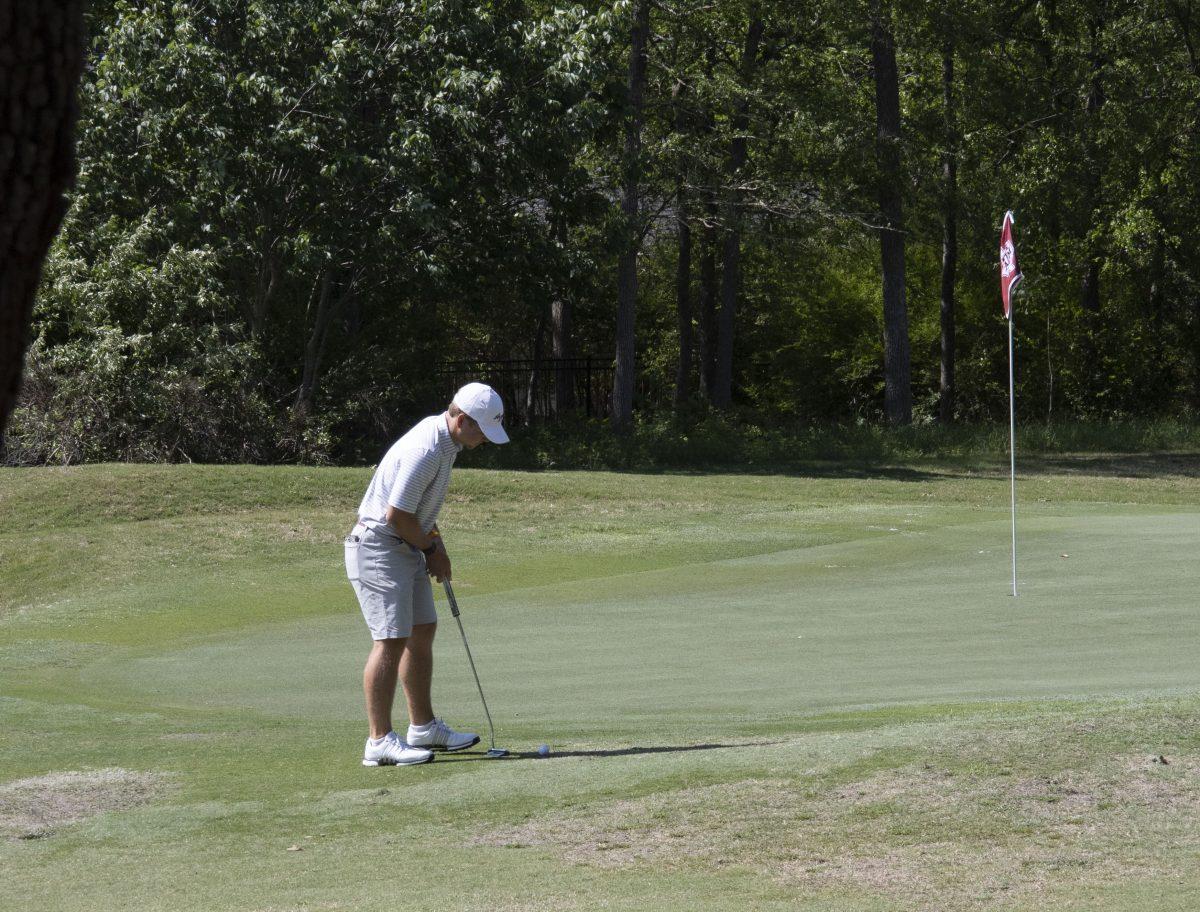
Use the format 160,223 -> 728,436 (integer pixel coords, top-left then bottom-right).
344,535 -> 361,581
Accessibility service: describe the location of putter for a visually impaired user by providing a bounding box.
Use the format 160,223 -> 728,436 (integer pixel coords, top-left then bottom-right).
442,579 -> 508,758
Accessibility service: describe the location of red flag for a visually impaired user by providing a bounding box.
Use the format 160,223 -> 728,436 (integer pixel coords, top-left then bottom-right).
999,210 -> 1022,319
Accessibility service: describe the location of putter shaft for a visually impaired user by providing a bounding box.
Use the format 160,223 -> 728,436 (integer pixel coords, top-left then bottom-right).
442,580 -> 499,752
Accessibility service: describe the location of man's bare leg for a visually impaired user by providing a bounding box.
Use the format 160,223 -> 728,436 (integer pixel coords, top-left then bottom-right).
400,621 -> 479,752
400,621 -> 437,726
364,638 -> 405,740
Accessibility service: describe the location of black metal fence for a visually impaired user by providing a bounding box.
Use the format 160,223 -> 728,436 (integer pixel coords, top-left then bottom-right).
438,357 -> 612,424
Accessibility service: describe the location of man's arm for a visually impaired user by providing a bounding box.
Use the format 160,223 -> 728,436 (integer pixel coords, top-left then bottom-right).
385,508 -> 451,581
385,506 -> 435,550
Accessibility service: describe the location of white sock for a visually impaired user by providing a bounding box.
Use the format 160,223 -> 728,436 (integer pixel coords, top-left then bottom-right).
409,720 -> 435,732
368,732 -> 394,746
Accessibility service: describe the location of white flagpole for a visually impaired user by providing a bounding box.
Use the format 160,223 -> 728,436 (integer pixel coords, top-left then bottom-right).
1008,312 -> 1018,597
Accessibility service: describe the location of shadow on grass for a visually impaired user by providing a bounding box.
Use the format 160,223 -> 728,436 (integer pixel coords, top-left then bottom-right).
482,462 -> 975,482
1028,453 -> 1200,478
467,453 -> 1200,483
638,452 -> 1200,482
440,740 -> 786,762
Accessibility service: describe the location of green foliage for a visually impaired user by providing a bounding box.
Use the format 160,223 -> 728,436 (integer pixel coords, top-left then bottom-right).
6,216 -> 279,464
8,328 -> 278,465
12,0 -> 618,464
10,0 -> 1200,464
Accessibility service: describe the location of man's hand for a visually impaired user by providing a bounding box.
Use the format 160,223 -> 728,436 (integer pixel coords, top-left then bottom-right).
425,542 -> 452,582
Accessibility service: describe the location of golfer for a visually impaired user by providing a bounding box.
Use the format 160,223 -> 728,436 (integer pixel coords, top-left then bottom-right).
345,382 -> 509,766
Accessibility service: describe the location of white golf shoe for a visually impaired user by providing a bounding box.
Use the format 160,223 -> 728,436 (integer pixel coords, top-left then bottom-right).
406,717 -> 480,752
362,732 -> 434,767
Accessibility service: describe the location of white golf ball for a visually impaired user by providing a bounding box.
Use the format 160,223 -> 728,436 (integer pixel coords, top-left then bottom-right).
537,744 -> 550,757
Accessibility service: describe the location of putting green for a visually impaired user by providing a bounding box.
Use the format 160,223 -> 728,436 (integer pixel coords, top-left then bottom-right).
79,506 -> 1200,723
2,462 -> 1199,911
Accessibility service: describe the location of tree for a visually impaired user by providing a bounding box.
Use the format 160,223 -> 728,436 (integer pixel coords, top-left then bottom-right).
712,3 -> 765,410
670,46 -> 694,406
939,31 -> 958,423
613,0 -> 651,430
12,0 -> 1200,464
870,0 -> 912,424
15,0 -> 613,461
0,1 -> 85,444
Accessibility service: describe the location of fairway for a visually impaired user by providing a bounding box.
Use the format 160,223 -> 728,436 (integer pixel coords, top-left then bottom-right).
2,461 -> 1199,911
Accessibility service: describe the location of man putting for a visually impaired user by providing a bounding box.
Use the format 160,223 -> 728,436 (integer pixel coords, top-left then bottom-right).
345,382 -> 509,766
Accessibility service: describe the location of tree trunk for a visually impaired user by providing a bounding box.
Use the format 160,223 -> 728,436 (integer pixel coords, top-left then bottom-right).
295,267 -> 356,419
1164,4 -> 1200,409
525,303 -> 548,425
1078,15 -> 1106,407
1080,14 -> 1105,318
1042,0 -> 1064,246
1195,300 -> 1200,414
870,0 -> 912,425
713,228 -> 741,410
939,41 -> 958,424
712,6 -> 764,411
1150,229 -> 1166,342
551,298 -> 574,415
1080,259 -> 1101,314
0,1 -> 86,444
676,72 -> 696,410
612,0 -> 650,431
698,196 -> 719,401
1149,226 -> 1167,400
253,242 -> 281,339
675,186 -> 693,407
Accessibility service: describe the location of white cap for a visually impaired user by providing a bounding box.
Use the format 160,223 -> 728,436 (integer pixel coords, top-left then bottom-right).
452,382 -> 509,444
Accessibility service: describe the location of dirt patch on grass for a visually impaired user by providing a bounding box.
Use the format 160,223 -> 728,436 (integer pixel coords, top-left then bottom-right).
473,779 -> 785,868
0,768 -> 167,840
472,749 -> 1199,909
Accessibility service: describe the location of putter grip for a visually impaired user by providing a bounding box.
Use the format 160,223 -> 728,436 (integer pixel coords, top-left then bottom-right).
442,580 -> 461,618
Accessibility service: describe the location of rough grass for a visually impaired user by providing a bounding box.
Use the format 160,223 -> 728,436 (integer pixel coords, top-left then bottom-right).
0,768 -> 166,840
473,707 -> 1200,911
2,460 -> 1199,911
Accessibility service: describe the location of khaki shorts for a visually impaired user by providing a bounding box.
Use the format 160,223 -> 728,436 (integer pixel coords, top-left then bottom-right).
344,523 -> 436,639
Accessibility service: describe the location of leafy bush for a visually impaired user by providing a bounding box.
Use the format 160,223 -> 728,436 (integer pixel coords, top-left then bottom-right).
3,227 -> 308,465
4,328 -> 284,466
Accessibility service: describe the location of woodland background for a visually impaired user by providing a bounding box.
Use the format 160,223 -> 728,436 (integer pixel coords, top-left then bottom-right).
5,0 -> 1200,466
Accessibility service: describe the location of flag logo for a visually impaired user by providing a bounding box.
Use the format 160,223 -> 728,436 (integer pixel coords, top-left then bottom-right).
999,210 -> 1023,319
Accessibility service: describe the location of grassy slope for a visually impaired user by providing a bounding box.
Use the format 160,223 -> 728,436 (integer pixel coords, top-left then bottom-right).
1,459 -> 1199,911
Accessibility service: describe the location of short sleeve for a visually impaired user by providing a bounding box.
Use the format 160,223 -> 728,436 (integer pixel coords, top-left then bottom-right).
387,445 -> 440,512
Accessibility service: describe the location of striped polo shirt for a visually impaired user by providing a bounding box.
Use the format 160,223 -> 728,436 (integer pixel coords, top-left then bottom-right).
357,414 -> 462,537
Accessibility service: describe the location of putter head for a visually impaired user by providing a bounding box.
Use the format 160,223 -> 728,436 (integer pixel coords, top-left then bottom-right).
486,747 -> 509,758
